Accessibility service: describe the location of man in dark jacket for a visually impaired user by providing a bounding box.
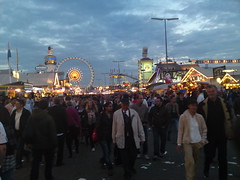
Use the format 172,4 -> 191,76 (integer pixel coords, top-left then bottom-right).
96,102 -> 114,176
177,93 -> 188,115
10,99 -> 31,169
149,97 -> 170,159
48,97 -> 67,166
26,100 -> 57,180
198,85 -> 233,180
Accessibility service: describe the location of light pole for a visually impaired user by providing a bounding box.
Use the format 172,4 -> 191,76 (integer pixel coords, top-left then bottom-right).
151,18 -> 179,63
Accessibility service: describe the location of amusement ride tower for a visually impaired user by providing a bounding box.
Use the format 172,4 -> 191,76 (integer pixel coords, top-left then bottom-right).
45,46 -> 57,72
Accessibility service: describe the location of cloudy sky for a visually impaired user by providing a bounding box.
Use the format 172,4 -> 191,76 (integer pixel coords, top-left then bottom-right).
0,0 -> 239,86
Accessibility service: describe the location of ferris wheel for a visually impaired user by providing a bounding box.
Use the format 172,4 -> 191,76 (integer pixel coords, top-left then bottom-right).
55,57 -> 95,88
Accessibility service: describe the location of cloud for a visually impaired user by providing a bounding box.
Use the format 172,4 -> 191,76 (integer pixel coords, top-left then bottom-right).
0,0 -> 239,87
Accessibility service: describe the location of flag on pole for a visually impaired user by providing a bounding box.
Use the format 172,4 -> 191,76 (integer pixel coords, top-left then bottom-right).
7,42 -> 12,83
7,48 -> 11,59
7,42 -> 11,65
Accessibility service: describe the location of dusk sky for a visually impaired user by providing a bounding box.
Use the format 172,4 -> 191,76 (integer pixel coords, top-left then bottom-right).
0,0 -> 239,86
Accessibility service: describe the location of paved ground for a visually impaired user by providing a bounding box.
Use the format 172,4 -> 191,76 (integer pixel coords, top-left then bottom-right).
13,130 -> 240,180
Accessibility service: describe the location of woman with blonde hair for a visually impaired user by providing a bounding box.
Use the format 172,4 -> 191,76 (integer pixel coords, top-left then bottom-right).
85,100 -> 98,151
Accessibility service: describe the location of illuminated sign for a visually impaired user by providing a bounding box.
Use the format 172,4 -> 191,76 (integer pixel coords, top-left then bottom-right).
142,61 -> 153,73
12,71 -> 20,79
222,69 -> 237,73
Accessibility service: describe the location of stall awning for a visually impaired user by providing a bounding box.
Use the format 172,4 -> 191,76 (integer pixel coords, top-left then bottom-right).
152,84 -> 169,91
152,82 -> 181,91
1,81 -> 33,89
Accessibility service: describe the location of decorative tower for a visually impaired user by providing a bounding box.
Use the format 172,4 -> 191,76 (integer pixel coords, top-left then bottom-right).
44,46 -> 57,72
138,47 -> 153,89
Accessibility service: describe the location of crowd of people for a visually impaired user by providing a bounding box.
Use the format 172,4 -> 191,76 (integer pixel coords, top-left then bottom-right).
0,85 -> 239,180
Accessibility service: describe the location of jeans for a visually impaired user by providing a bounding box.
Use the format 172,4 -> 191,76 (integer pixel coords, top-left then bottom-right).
138,125 -> 148,155
167,117 -> 178,141
143,125 -> 148,154
99,139 -> 113,169
1,168 -> 14,180
87,124 -> 95,148
30,148 -> 54,180
66,126 -> 80,157
152,127 -> 167,156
